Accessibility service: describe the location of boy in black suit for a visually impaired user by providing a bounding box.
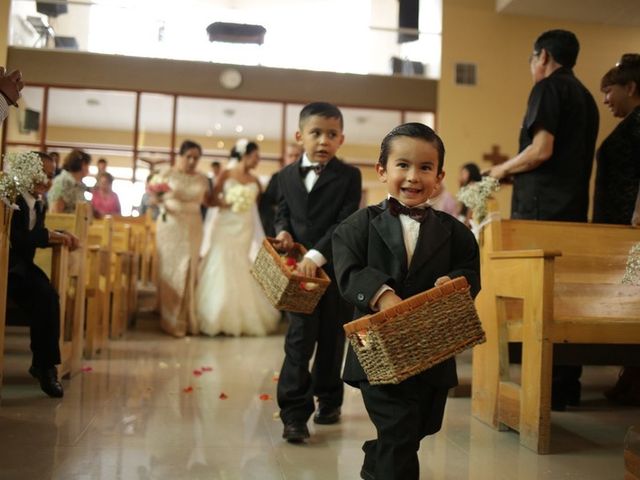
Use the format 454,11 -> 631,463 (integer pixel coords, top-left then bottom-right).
273,102 -> 362,442
7,152 -> 80,398
332,123 -> 480,480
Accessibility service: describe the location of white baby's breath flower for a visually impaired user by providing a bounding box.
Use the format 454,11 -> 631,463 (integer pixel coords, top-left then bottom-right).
0,151 -> 47,208
456,176 -> 500,223
5,151 -> 47,193
622,243 -> 640,286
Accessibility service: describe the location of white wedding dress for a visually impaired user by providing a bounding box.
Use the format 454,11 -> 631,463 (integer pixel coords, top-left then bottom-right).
195,179 -> 281,336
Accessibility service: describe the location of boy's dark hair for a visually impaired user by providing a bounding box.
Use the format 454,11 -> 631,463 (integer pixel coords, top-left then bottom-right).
299,102 -> 343,130
63,149 -> 91,173
462,162 -> 482,184
601,53 -> 640,93
378,122 -> 445,173
97,158 -> 107,164
211,160 -> 221,168
32,151 -> 52,163
179,139 -> 202,156
533,29 -> 579,69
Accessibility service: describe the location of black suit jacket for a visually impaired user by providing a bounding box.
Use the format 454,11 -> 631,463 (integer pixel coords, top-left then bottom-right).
9,194 -> 50,280
332,201 -> 481,387
274,157 -> 362,272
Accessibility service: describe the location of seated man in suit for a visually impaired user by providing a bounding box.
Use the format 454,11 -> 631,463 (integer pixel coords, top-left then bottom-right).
7,152 -> 80,398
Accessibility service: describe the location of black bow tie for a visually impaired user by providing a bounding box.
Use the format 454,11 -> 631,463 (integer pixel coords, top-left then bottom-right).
300,163 -> 324,177
388,197 -> 429,223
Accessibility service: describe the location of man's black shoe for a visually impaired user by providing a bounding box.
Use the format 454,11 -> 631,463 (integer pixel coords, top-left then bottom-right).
29,366 -> 64,398
282,422 -> 310,443
313,406 -> 341,425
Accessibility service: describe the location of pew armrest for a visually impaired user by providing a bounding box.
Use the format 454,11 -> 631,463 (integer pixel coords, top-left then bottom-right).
489,249 -> 562,260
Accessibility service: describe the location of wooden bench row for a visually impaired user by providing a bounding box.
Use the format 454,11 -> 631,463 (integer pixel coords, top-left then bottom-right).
472,199 -> 640,454
0,202 -> 158,399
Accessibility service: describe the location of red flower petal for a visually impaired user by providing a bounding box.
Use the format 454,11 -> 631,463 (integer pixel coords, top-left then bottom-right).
183,386 -> 193,393
259,394 -> 272,401
219,392 -> 228,399
81,366 -> 93,372
285,257 -> 297,266
201,366 -> 213,372
193,370 -> 202,376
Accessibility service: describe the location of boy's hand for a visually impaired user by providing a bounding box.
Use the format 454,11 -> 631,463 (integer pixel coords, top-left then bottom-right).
273,231 -> 293,251
66,232 -> 81,251
296,257 -> 317,278
434,275 -> 452,287
377,290 -> 403,311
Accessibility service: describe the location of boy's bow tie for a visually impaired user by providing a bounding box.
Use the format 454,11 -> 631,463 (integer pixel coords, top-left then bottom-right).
388,197 -> 429,223
300,163 -> 324,177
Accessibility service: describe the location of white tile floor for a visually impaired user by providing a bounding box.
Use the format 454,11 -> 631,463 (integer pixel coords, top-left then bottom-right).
1,314 -> 637,480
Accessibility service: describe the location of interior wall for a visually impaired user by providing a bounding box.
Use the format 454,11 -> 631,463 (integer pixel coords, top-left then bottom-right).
438,0 -> 640,218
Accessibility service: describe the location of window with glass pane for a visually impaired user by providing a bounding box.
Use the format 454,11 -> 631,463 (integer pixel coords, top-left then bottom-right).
5,86 -> 44,147
404,111 -> 436,129
176,96 -> 283,175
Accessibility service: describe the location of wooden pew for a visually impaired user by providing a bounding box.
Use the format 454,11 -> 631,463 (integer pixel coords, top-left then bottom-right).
112,215 -> 153,323
33,202 -> 90,378
472,199 -> 640,454
85,216 -> 113,358
0,202 -> 13,399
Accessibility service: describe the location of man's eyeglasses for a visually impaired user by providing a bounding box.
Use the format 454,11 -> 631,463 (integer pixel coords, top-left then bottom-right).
529,51 -> 541,64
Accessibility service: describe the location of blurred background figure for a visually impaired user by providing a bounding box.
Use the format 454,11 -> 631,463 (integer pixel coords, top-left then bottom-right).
592,53 -> 640,405
92,172 -> 121,218
48,149 -> 91,213
259,142 -> 303,237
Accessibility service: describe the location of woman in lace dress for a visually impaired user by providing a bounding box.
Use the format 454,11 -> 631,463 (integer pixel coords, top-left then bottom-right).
196,140 -> 280,336
156,140 -> 209,337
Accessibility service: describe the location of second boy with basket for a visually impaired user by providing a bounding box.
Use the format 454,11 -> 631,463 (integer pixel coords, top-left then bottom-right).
332,123 -> 480,480
273,102 -> 362,442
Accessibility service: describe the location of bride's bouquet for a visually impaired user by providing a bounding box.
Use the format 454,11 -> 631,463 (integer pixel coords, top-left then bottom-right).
225,183 -> 255,213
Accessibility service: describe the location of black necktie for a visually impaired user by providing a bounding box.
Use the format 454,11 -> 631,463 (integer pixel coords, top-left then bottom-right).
388,197 -> 429,223
300,163 -> 324,177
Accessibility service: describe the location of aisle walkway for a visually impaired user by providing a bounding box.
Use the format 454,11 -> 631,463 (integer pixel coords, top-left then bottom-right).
0,314 -> 635,479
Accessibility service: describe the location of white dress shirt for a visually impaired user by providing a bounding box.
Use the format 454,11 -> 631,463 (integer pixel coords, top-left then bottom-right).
370,197 -> 430,310
22,192 -> 39,231
300,153 -> 327,268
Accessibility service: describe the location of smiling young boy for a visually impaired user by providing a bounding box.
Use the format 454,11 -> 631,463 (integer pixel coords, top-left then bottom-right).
273,102 -> 362,443
332,123 -> 480,480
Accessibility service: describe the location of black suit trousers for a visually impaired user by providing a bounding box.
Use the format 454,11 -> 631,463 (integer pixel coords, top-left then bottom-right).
277,281 -> 352,423
359,378 -> 449,480
8,264 -> 61,368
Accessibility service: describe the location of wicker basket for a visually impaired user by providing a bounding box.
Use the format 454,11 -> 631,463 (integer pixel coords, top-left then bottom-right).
343,277 -> 485,385
251,237 -> 331,314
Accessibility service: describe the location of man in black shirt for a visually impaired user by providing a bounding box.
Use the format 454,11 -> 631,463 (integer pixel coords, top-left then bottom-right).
489,29 -> 599,221
488,29 -> 599,411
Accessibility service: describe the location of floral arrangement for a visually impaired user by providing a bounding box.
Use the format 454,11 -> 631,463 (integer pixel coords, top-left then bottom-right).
147,172 -> 171,221
224,183 -> 256,213
622,243 -> 640,286
456,176 -> 500,223
147,172 -> 171,195
282,254 -> 319,291
0,151 -> 47,208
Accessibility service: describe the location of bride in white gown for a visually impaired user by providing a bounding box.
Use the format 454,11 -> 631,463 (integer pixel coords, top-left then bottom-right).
196,139 -> 281,336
